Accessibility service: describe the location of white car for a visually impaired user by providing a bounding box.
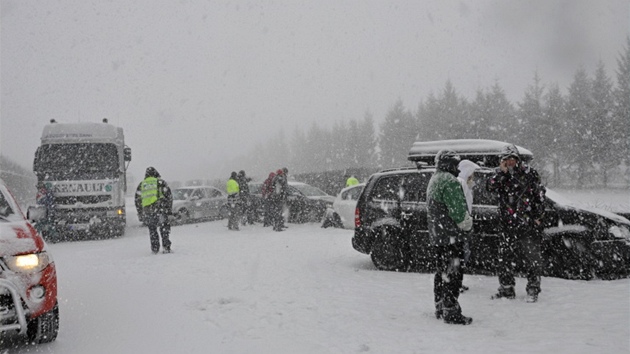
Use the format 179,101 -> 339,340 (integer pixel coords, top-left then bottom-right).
172,186 -> 228,224
328,183 -> 365,229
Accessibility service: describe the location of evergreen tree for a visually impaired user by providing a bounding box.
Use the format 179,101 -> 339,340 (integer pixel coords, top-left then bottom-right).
329,121 -> 349,170
613,36 -> 630,185
468,89 -> 492,139
517,72 -> 545,153
357,112 -> 378,168
591,61 -> 615,186
486,82 -> 516,140
565,66 -> 594,187
418,92 -> 441,141
378,99 -> 416,168
542,83 -> 567,186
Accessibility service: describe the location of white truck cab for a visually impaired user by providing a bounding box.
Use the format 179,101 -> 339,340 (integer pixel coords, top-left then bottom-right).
30,119 -> 131,240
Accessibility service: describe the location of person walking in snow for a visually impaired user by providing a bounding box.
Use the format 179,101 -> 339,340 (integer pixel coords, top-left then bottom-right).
426,150 -> 473,325
486,144 -> 546,303
34,181 -> 58,241
261,171 -> 276,227
271,168 -> 289,231
140,167 -> 173,254
226,171 -> 241,231
456,159 -> 481,292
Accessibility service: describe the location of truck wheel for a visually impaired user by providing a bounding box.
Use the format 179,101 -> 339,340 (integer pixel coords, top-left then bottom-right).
27,302 -> 59,344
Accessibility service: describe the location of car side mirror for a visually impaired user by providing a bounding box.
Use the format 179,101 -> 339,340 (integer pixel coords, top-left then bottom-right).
124,147 -> 132,162
27,205 -> 47,221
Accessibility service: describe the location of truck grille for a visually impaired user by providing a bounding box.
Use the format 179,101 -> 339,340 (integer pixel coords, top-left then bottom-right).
55,195 -> 111,205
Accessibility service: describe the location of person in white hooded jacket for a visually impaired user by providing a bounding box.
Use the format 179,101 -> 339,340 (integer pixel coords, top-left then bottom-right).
456,159 -> 480,292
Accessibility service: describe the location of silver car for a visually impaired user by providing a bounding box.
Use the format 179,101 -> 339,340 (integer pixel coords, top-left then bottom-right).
172,186 -> 228,224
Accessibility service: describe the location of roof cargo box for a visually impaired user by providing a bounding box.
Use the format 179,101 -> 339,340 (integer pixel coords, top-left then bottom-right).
407,139 -> 533,167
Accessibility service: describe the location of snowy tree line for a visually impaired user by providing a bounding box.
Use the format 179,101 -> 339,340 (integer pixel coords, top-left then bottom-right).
0,155 -> 37,208
232,38 -> 630,189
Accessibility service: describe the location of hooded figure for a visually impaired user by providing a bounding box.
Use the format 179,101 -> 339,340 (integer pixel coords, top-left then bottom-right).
457,160 -> 481,214
271,169 -> 288,231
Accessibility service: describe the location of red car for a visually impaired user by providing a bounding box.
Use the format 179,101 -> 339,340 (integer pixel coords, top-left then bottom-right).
0,179 -> 59,343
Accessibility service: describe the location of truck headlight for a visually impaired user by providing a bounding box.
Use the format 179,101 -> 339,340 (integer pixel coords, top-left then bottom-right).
4,252 -> 51,273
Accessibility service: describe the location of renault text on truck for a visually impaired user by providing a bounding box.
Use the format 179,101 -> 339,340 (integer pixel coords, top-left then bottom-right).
31,119 -> 131,240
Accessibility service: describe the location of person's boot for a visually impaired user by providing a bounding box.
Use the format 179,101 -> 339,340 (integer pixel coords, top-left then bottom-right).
434,300 -> 443,319
491,285 -> 515,300
442,305 -> 472,325
526,288 -> 539,303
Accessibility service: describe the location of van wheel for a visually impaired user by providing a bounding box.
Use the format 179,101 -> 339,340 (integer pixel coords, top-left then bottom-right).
370,225 -> 407,271
27,302 -> 59,344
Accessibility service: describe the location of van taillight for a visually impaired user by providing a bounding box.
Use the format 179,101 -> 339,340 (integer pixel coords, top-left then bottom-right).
355,207 -> 360,228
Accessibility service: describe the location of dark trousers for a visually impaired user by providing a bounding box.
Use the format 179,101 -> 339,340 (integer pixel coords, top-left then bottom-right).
497,226 -> 542,295
145,212 -> 171,252
227,196 -> 240,230
271,198 -> 285,230
263,198 -> 273,226
434,242 -> 464,308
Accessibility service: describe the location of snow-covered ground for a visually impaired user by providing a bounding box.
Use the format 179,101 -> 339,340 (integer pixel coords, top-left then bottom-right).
2,190 -> 629,354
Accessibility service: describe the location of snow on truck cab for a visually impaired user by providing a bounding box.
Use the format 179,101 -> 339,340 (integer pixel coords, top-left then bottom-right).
29,119 -> 131,240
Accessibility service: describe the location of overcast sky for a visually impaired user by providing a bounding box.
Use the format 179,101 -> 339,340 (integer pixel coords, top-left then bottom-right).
1,0 -> 628,183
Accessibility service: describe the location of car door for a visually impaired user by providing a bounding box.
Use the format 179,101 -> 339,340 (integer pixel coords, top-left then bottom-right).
336,185 -> 363,229
189,188 -> 206,219
467,171 -> 501,272
206,187 -> 225,217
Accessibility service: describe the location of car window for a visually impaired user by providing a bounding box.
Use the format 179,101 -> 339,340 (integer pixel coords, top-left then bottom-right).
208,188 -> 222,198
172,189 -> 189,200
371,176 -> 402,201
293,184 -> 327,197
401,173 -> 430,202
191,189 -> 204,199
287,186 -> 300,196
347,187 -> 363,200
342,186 -> 363,201
0,191 -> 14,217
201,188 -> 212,198
472,174 -> 497,206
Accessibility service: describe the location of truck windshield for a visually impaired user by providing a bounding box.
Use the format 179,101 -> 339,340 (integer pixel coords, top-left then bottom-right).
34,143 -> 119,178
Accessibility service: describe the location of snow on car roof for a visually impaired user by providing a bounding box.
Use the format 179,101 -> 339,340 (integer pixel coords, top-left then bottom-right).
408,139 -> 533,166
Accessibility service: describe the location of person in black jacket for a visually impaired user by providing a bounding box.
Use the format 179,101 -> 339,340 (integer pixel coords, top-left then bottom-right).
486,144 -> 546,303
271,168 -> 288,231
140,167 -> 173,254
237,170 -> 255,225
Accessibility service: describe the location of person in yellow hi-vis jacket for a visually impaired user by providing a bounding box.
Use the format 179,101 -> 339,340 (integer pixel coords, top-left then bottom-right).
226,171 -> 241,230
141,167 -> 173,254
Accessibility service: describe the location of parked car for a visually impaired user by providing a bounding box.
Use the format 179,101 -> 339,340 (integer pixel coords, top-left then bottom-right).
249,181 -> 335,223
171,186 -> 229,224
325,183 -> 365,229
352,139 -> 630,280
0,179 -> 59,343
